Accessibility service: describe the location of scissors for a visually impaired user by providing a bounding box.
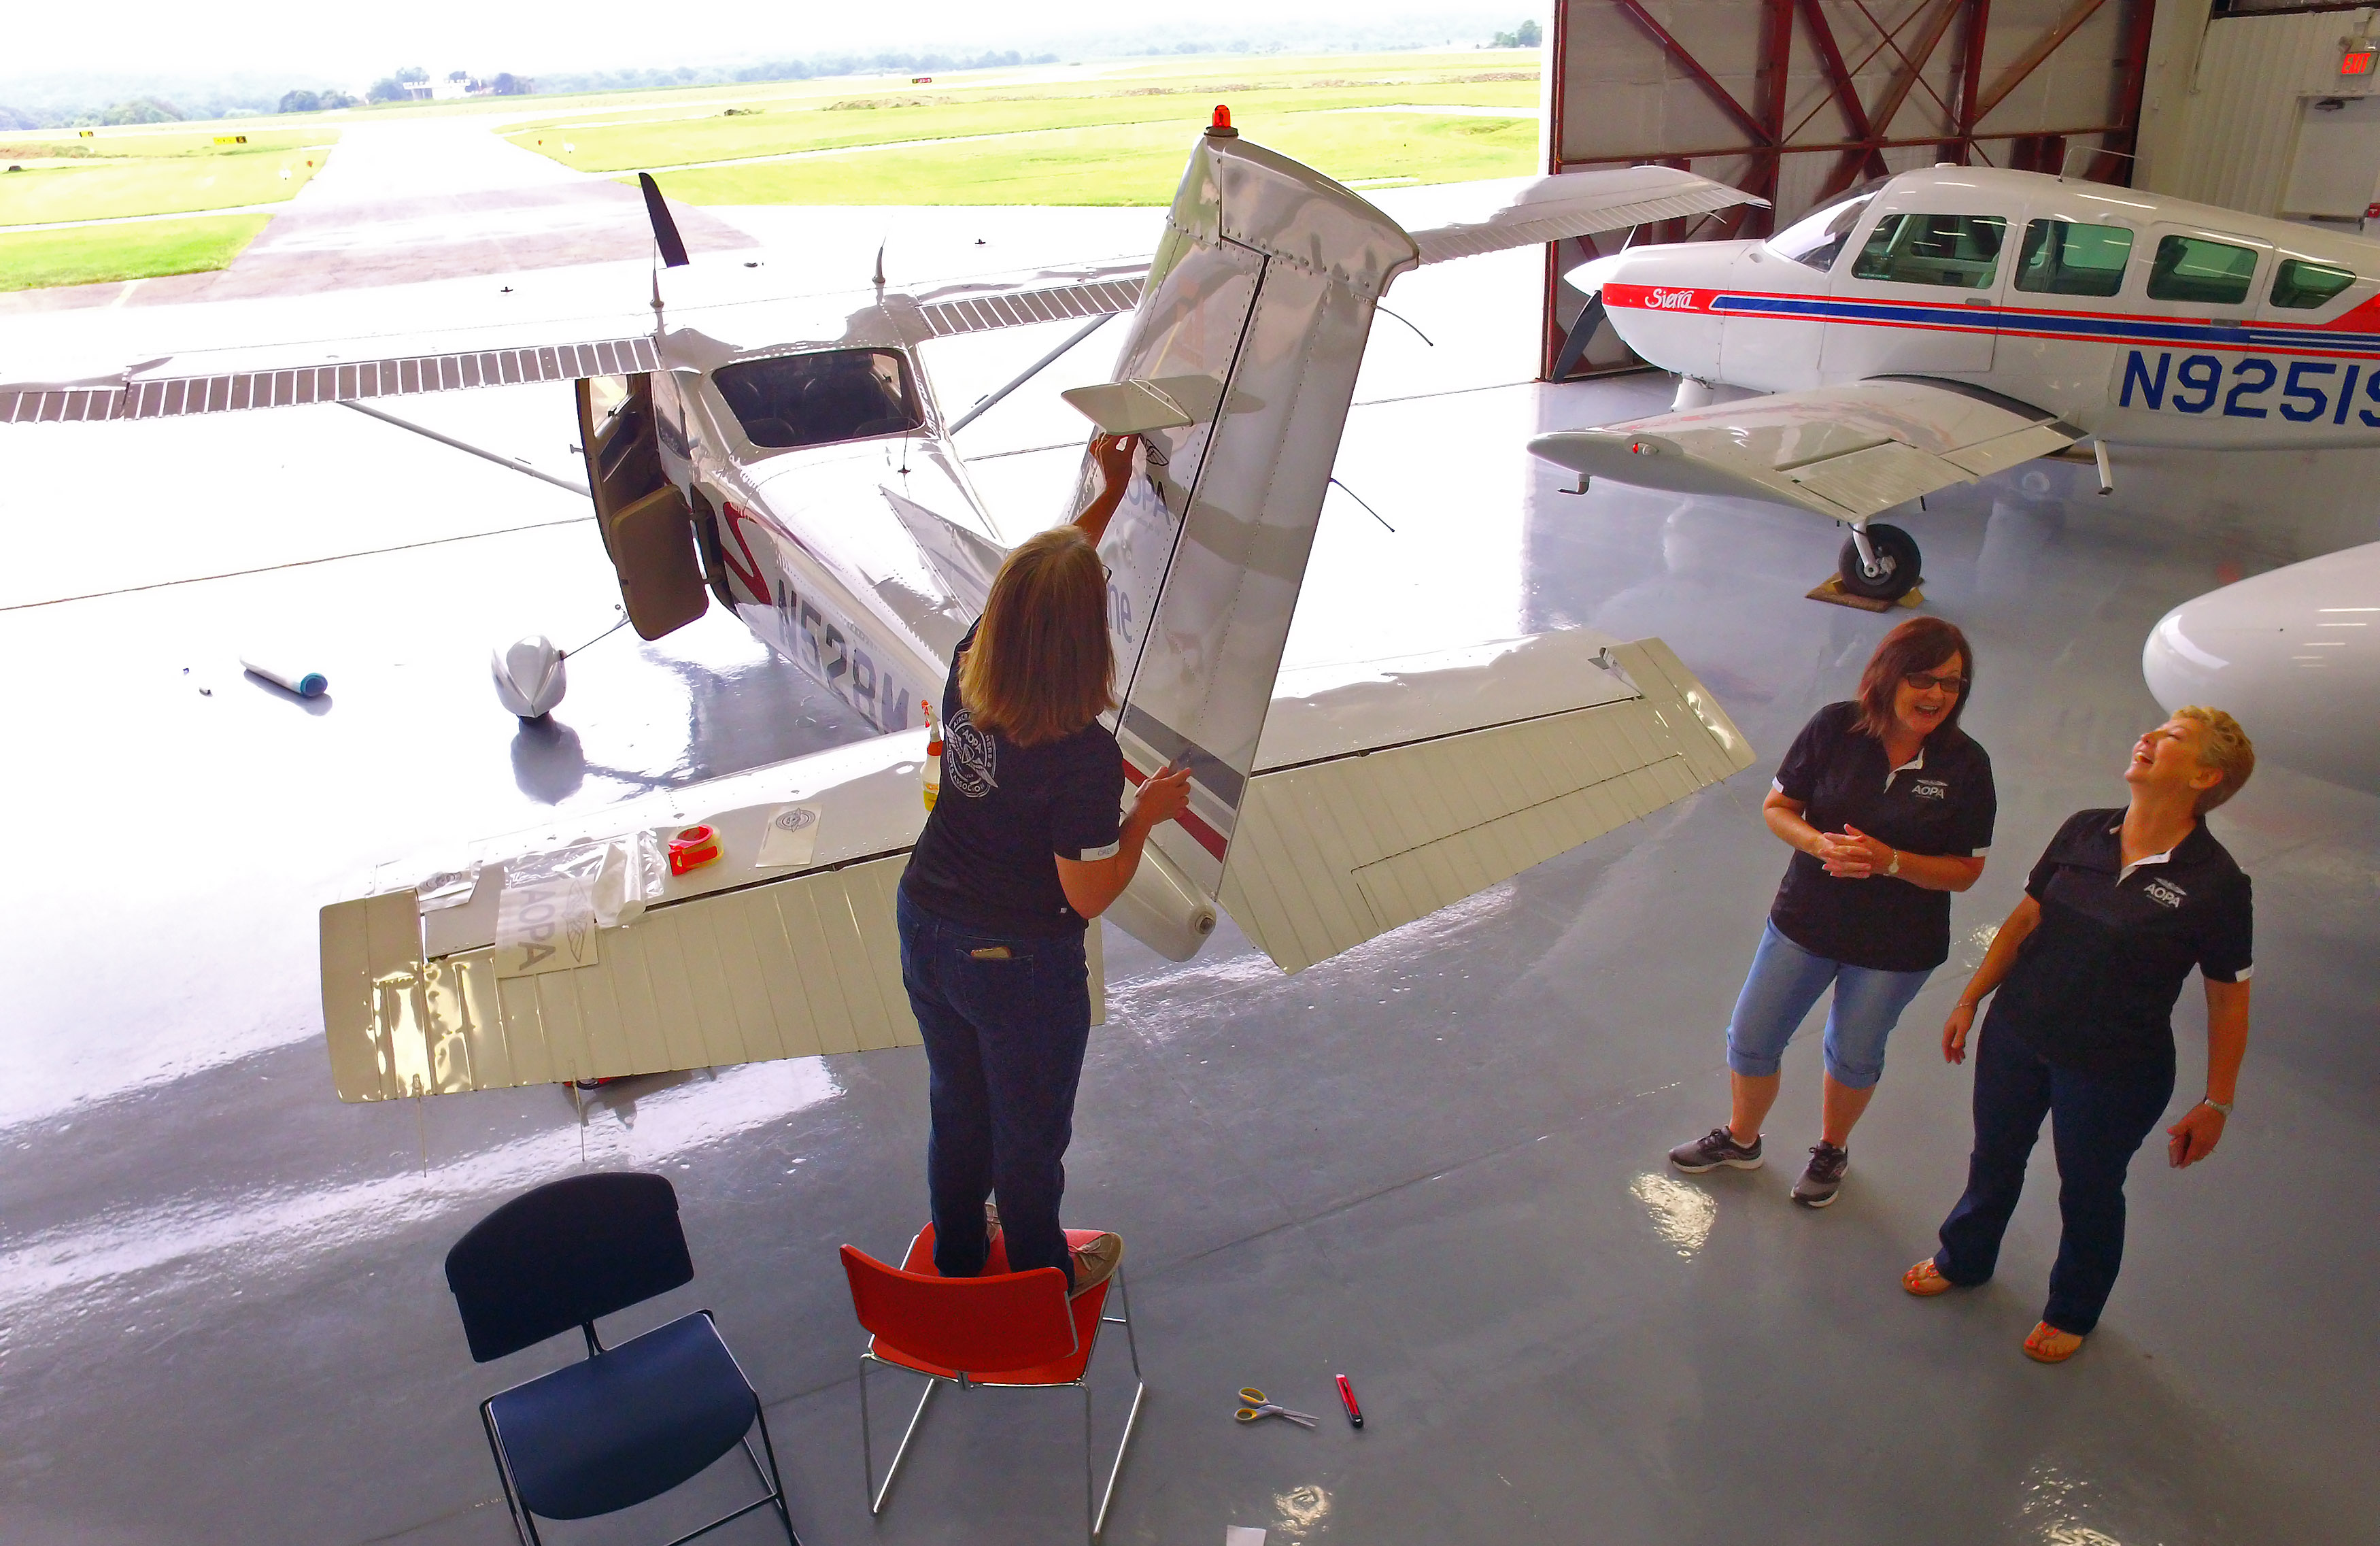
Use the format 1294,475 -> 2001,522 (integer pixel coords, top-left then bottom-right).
1235,1388 -> 1318,1427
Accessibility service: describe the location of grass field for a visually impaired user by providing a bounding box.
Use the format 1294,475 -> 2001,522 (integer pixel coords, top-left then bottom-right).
653,107 -> 1537,205
0,129 -> 332,225
505,54 -> 1538,173
0,214 -> 270,291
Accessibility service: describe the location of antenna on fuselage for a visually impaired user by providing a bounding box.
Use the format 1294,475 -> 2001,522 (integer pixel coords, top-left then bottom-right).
872,241 -> 887,292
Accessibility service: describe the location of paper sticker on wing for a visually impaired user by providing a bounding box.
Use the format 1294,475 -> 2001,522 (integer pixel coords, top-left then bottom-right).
1527,377 -> 2082,520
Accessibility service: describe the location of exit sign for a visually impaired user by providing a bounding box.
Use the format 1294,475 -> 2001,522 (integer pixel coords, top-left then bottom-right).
2345,45 -> 2377,75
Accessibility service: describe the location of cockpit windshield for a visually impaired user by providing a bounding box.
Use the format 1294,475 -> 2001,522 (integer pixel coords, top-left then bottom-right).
713,348 -> 926,450
1767,186 -> 1881,273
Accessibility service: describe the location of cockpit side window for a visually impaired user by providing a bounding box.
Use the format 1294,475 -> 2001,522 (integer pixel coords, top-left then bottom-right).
1768,192 -> 1877,273
713,348 -> 925,451
2270,258 -> 2358,310
1850,214 -> 2008,288
2014,220 -> 2134,297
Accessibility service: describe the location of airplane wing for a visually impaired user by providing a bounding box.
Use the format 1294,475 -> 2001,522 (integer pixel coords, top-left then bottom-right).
1371,165 -> 1761,266
1527,377 -> 2083,522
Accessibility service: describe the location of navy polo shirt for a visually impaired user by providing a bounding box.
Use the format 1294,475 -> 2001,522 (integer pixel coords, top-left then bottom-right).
1985,808 -> 2254,1076
902,622 -> 1124,939
1769,701 -> 1997,973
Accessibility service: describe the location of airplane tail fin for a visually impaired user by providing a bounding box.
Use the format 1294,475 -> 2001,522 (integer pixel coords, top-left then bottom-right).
1066,129 -> 1420,928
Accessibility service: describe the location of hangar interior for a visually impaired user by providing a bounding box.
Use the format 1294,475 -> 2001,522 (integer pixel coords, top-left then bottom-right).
3,4 -> 2378,1545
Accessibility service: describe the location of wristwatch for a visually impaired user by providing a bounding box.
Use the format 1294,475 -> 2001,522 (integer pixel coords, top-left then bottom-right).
1885,848 -> 1901,877
2200,1098 -> 2234,1116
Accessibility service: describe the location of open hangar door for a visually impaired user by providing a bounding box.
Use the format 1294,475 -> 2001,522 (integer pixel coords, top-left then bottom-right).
1542,0 -> 2162,378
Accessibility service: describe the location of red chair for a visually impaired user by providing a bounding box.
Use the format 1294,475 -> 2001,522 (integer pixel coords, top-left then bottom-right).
840,1224 -> 1146,1541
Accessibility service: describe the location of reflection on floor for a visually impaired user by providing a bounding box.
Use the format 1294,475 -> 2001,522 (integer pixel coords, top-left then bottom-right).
2,241 -> 2377,1546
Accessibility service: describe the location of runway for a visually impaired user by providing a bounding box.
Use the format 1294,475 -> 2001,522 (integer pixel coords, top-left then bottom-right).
1,120 -> 2377,1546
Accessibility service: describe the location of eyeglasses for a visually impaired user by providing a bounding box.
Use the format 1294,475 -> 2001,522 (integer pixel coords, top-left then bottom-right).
1903,670 -> 1969,692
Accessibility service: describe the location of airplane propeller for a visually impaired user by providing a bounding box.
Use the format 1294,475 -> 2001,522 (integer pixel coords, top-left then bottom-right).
1549,293 -> 1608,383
637,172 -> 691,269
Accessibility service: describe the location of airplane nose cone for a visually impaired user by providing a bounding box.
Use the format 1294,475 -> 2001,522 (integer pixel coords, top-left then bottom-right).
2142,601 -> 2229,713
1563,252 -> 1632,295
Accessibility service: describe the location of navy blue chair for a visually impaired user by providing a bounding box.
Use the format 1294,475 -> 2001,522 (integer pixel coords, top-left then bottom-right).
445,1172 -> 799,1546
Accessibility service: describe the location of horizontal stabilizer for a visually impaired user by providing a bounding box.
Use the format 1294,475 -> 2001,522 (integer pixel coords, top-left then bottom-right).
318,733 -> 1106,1101
1219,631 -> 1754,974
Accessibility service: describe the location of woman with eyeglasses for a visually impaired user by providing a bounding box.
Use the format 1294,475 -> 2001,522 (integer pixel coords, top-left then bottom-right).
1671,616 -> 1995,1207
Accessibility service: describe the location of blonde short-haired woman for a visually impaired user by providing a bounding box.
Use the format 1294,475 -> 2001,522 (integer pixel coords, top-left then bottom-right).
898,433 -> 1190,1296
1905,708 -> 2256,1362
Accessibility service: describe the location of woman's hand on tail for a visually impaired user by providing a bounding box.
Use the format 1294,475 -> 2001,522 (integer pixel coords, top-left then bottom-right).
1131,763 -> 1193,829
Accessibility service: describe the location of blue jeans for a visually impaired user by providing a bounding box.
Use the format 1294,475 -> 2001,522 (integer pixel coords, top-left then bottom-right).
896,888 -> 1093,1286
1725,922 -> 1933,1090
1933,1020 -> 2175,1335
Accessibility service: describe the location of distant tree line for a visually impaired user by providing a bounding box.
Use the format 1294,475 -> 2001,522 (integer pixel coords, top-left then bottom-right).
528,48 -> 1060,97
1490,20 -> 1543,47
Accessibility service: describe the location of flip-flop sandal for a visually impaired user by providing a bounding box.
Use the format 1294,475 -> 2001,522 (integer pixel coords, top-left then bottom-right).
2023,1322 -> 2086,1363
1903,1258 -> 1956,1296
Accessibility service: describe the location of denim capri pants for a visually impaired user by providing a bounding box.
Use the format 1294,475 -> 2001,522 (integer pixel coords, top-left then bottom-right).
1725,922 -> 1933,1089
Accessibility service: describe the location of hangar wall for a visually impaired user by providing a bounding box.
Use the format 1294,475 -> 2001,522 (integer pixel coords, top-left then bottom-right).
1542,0 -> 2160,375
2137,3 -> 2380,218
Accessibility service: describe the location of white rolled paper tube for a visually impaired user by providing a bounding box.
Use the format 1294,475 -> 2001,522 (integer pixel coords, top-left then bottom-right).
242,656 -> 328,696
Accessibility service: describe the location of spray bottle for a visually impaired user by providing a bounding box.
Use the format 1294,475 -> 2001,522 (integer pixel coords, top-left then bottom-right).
921,697 -> 942,811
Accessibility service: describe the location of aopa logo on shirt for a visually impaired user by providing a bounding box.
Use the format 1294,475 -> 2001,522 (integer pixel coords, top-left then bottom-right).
1910,778 -> 1950,800
945,709 -> 998,799
2142,878 -> 2188,909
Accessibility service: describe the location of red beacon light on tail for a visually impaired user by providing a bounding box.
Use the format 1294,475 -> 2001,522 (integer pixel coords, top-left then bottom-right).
1207,104 -> 1238,139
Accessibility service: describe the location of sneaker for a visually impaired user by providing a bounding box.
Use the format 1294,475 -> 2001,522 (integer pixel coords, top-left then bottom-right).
1669,1126 -> 1764,1173
1068,1232 -> 1125,1298
1791,1142 -> 1850,1207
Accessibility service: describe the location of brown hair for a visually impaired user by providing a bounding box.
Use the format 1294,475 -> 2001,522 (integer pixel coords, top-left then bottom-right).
2174,705 -> 2256,814
1855,616 -> 1974,741
959,525 -> 1114,747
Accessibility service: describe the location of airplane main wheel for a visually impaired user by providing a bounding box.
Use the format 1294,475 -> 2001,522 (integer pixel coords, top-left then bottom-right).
1837,522 -> 1922,602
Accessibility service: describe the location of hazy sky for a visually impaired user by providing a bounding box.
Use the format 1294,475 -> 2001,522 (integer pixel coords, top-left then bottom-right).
12,1 -> 1531,83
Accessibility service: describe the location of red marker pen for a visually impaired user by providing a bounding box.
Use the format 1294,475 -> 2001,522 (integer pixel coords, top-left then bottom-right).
1335,1373 -> 1363,1429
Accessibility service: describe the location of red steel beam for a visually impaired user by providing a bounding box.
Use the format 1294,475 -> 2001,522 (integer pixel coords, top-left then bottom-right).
1744,0 -> 1796,233
1818,0 -> 1969,197
1544,0 -> 1574,378
2088,0 -> 2159,182
1795,0 -> 1890,182
1610,0 -> 1777,148
1955,0 -> 1995,160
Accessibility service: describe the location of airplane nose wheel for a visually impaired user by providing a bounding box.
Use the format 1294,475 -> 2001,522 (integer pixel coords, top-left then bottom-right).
1837,522 -> 1922,603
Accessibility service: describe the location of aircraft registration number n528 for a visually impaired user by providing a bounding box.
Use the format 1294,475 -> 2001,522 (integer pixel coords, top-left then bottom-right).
2113,350 -> 2380,426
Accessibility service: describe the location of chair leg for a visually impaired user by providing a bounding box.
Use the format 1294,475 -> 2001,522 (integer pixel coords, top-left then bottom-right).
1084,1384 -> 1096,1546
1092,1377 -> 1146,1539
747,1403 -> 802,1545
481,1403 -> 543,1546
1103,1266 -> 1144,1381
866,1368 -> 937,1516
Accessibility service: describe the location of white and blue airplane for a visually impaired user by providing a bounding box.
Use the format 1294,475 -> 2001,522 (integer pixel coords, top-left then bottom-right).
1531,164 -> 2380,604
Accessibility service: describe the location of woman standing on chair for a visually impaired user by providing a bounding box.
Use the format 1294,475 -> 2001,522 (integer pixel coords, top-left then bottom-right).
898,433 -> 1190,1296
1669,616 -> 1996,1206
1905,709 -> 2254,1362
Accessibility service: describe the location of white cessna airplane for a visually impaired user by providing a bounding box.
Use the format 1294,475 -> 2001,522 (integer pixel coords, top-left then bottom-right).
1529,164 -> 2380,603
1,121 -> 1763,1100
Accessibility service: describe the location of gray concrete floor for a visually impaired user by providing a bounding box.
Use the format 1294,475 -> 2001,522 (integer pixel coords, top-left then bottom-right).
3,178 -> 2379,1545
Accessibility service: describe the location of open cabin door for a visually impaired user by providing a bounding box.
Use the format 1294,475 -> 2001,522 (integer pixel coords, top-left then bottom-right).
576,374 -> 708,640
